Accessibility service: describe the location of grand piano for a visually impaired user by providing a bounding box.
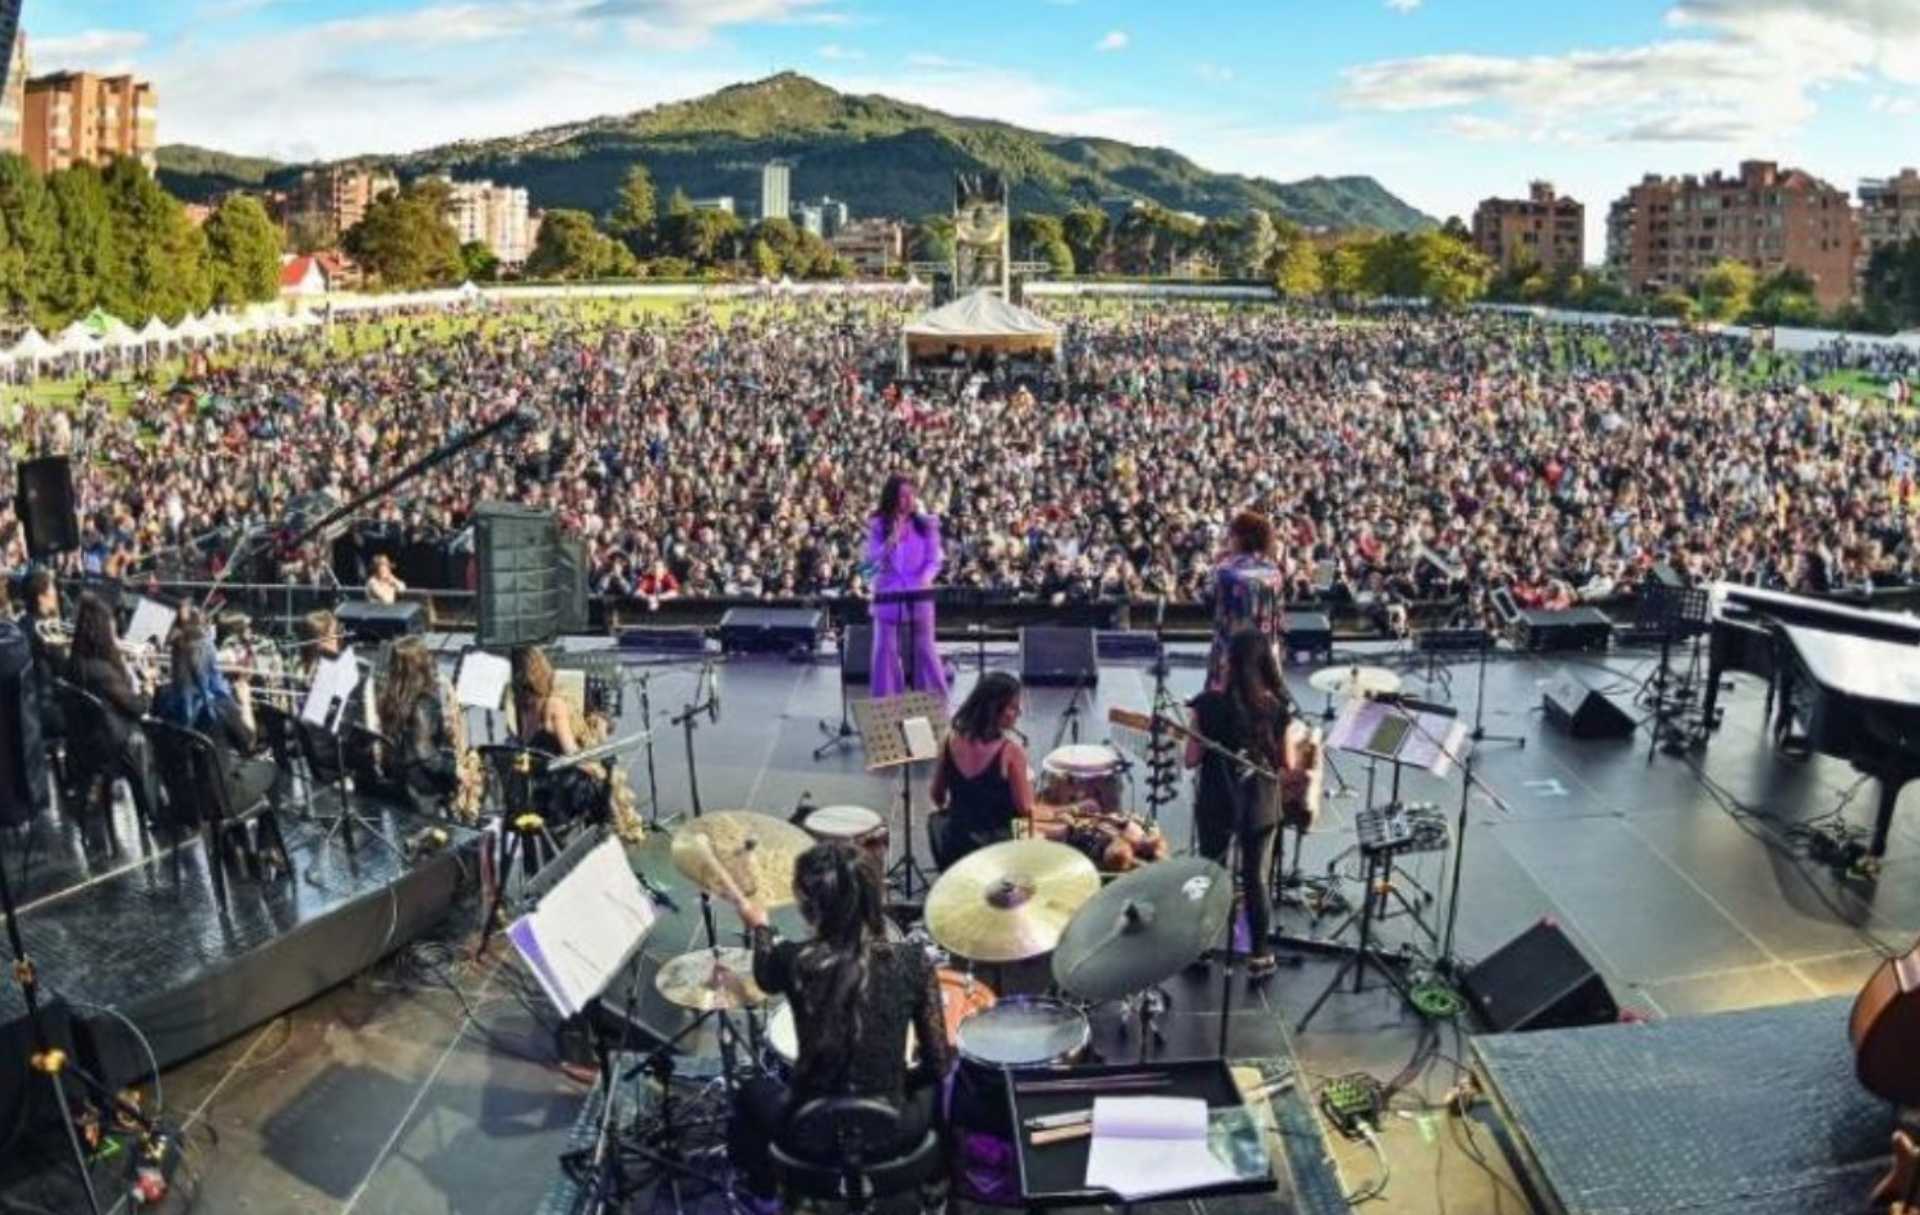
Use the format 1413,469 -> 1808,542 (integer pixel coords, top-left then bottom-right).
1703,583 -> 1920,857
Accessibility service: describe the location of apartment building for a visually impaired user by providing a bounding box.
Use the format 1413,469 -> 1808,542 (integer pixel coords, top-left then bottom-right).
24,71 -> 156,173
1472,181 -> 1584,274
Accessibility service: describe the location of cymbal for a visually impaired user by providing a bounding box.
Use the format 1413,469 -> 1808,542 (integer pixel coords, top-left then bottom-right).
654,947 -> 767,1011
1051,856 -> 1233,1002
1308,665 -> 1402,699
925,840 -> 1101,964
670,811 -> 813,908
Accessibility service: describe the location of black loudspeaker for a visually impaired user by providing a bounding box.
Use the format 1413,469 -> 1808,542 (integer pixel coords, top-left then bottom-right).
474,503 -> 560,649
337,599 -> 426,644
1541,674 -> 1635,740
554,536 -> 589,633
1020,627 -> 1098,687
1461,919 -> 1619,1033
842,623 -> 873,684
17,456 -> 79,558
716,607 -> 824,655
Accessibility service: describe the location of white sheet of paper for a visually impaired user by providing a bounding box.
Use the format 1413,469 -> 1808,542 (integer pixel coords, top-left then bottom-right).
508,838 -> 656,1017
901,716 -> 938,761
124,597 -> 176,651
300,652 -> 362,729
1084,1096 -> 1235,1201
454,650 -> 512,710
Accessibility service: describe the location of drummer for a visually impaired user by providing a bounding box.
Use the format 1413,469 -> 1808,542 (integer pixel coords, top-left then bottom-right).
716,841 -> 953,1207
929,672 -> 1053,866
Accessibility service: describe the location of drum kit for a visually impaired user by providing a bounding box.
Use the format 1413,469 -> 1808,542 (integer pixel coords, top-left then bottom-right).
644,811 -> 1238,1093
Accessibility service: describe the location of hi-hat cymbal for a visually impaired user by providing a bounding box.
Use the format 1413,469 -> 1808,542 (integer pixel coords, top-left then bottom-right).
670,811 -> 813,908
1051,856 -> 1233,1002
1308,665 -> 1402,699
925,840 -> 1101,964
654,947 -> 766,1011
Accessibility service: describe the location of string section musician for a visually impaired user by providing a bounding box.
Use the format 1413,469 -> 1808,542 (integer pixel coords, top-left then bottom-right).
866,473 -> 949,700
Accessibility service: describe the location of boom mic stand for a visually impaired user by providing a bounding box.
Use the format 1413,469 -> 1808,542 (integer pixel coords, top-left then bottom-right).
814,601 -> 859,761
1143,600 -> 1179,825
1469,635 -> 1525,748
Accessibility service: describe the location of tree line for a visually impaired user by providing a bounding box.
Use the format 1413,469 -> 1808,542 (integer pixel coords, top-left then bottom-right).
0,153 -> 282,332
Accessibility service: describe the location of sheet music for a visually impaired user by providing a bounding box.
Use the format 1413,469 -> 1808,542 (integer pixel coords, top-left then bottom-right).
125,597 -> 176,651
1085,1097 -> 1236,1200
454,650 -> 512,710
901,716 -> 938,761
506,838 -> 655,1018
300,650 -> 362,729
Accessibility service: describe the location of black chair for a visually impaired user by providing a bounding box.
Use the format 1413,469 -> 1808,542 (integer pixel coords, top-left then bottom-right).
253,700 -> 307,809
769,1096 -> 946,1214
52,679 -> 133,852
143,718 -> 293,903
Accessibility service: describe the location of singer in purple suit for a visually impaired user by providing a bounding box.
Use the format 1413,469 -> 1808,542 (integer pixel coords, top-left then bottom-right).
867,475 -> 950,700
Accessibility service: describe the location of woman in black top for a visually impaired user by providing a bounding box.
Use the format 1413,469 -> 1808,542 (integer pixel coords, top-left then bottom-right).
69,592 -> 160,821
1186,628 -> 1298,981
376,639 -> 458,816
719,841 -> 952,1203
153,627 -> 279,817
928,672 -> 1040,866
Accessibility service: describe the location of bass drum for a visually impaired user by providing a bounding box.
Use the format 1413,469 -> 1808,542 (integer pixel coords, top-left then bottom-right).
951,996 -> 1090,1136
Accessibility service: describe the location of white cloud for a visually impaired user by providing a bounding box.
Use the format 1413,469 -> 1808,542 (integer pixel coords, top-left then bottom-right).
817,43 -> 863,61
1195,62 -> 1235,83
1385,0 -> 1423,11
1095,30 -> 1130,53
1870,92 -> 1920,116
1341,0 -> 1920,146
1443,114 -> 1519,141
29,29 -> 150,64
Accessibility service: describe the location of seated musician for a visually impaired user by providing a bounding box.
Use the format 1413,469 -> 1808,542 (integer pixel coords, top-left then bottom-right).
22,569 -> 68,770
68,592 -> 161,821
508,645 -> 607,825
153,625 -> 279,815
366,553 -> 407,606
718,841 -> 951,1209
295,609 -> 344,678
294,608 -> 382,782
928,672 -> 1038,866
376,639 -> 459,816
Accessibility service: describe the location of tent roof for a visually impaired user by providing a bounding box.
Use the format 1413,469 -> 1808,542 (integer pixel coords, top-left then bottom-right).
82,307 -> 133,338
137,316 -> 172,339
9,329 -> 53,357
903,289 -> 1059,339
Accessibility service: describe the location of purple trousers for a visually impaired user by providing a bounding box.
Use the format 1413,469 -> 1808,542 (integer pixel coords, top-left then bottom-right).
870,602 -> 949,700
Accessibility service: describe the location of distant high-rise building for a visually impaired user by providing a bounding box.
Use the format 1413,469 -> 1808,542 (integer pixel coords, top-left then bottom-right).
761,160 -> 791,225
1607,160 -> 1857,310
820,197 -> 848,237
440,176 -> 535,265
290,165 -> 398,244
1472,181 -> 1584,275
24,70 -> 156,173
1858,169 -> 1920,287
0,31 -> 27,157
793,203 -> 824,238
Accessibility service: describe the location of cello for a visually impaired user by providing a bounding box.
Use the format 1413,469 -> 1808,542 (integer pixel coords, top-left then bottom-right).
1852,938 -> 1920,1107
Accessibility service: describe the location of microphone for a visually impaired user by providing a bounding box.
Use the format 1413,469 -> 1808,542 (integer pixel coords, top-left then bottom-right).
636,870 -> 679,912
709,674 -> 720,724
1154,594 -> 1166,629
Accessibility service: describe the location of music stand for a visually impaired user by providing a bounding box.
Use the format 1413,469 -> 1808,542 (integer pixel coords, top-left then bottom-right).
852,691 -> 948,901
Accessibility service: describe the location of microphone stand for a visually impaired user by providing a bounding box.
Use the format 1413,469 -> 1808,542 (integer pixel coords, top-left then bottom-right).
1470,635 -> 1525,748
1143,598 -> 1178,826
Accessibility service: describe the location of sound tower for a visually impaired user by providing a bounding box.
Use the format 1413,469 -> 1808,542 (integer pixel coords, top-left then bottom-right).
16,456 -> 79,558
554,536 -> 590,633
1541,673 -> 1635,740
474,503 -> 560,649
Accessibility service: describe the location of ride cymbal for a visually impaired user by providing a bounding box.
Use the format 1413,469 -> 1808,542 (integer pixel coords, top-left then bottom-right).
670,811 -> 813,908
925,839 -> 1101,964
654,947 -> 767,1011
1307,665 -> 1402,699
1051,856 -> 1233,1001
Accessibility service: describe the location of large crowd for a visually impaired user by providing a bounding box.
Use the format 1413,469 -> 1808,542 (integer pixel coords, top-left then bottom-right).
7,297 -> 1920,621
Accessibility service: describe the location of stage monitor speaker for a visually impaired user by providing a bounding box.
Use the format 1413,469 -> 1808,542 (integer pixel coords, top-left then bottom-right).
474,503 -> 560,649
16,456 -> 79,558
842,622 -> 874,684
1461,919 -> 1619,1033
337,599 -> 426,644
1020,626 -> 1097,687
554,536 -> 590,633
1541,674 -> 1635,740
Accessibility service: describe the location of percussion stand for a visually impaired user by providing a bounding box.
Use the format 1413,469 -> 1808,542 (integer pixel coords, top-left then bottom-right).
812,602 -> 859,761
633,670 -> 665,827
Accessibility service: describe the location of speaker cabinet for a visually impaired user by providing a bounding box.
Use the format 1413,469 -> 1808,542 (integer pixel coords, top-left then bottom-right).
337,600 -> 425,644
555,536 -> 589,633
1020,627 -> 1098,687
1461,919 -> 1619,1033
1541,674 -> 1635,740
474,503 -> 560,649
17,456 -> 78,558
842,623 -> 874,684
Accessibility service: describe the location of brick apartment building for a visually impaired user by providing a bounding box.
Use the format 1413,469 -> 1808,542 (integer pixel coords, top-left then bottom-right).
439,176 -> 536,266
23,71 -> 157,173
830,218 -> 903,275
1606,160 -> 1857,311
1471,181 -> 1584,274
1858,169 -> 1920,285
289,165 -> 398,244
0,31 -> 26,158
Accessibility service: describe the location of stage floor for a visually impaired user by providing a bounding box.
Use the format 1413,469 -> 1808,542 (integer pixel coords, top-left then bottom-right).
9,634 -> 1912,1214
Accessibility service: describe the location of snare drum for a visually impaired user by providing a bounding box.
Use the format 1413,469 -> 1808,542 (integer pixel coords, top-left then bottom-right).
1039,744 -> 1124,815
804,804 -> 891,878
955,996 -> 1090,1070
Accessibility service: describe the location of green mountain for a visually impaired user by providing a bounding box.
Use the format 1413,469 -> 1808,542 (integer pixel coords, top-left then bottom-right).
157,73 -> 1435,232
154,144 -> 286,197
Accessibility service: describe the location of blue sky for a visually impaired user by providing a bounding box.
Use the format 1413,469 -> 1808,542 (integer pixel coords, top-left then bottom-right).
24,0 -> 1920,253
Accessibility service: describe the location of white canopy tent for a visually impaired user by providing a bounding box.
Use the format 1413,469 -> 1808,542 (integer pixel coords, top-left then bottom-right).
900,288 -> 1062,370
175,313 -> 213,344
9,329 -> 55,366
136,316 -> 174,348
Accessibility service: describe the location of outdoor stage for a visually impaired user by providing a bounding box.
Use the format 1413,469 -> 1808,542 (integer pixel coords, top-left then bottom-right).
3,629 -> 1915,1213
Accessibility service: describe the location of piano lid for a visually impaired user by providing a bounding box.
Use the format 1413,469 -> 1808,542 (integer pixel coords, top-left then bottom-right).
1712,582 -> 1920,646
1780,624 -> 1920,708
